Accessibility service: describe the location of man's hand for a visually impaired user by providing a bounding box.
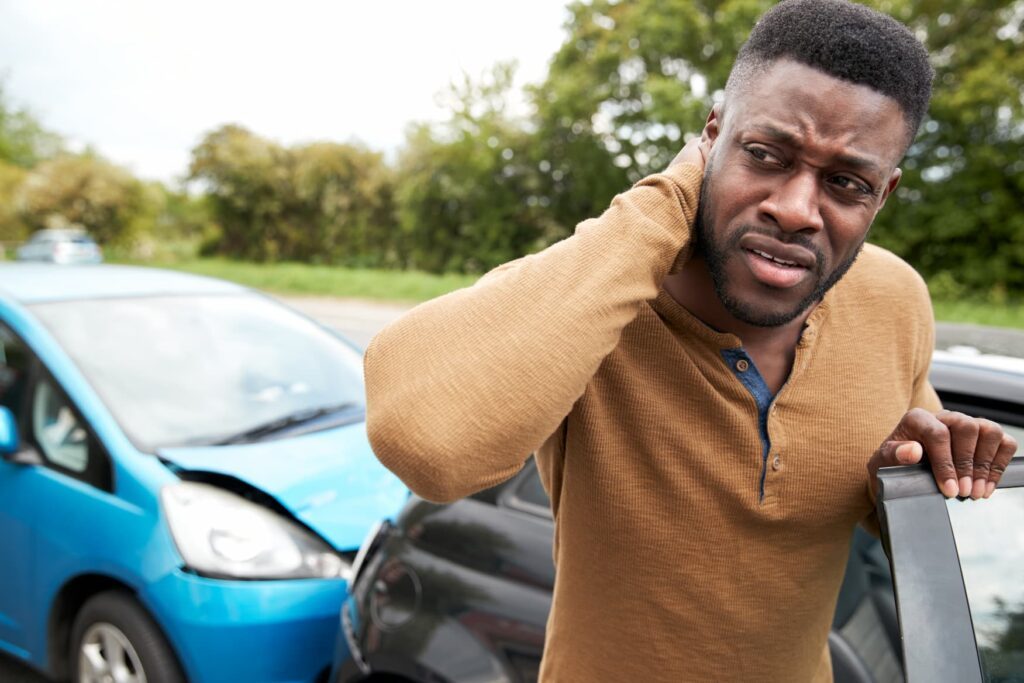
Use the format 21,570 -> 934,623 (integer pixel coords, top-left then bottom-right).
667,134 -> 711,172
869,408 -> 1019,499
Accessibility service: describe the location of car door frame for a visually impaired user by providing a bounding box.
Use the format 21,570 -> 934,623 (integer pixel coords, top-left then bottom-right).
877,457 -> 1024,683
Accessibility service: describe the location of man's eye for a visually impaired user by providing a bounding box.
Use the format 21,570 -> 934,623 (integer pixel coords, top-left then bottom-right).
830,175 -> 873,195
745,147 -> 770,162
745,146 -> 780,164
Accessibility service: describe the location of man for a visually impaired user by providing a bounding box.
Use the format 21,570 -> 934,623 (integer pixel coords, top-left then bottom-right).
364,0 -> 1019,680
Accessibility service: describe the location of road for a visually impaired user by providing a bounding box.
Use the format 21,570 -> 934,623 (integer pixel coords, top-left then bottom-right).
4,297 -> 1021,681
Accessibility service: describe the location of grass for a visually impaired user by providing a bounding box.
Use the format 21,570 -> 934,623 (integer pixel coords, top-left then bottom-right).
116,257 -> 1024,329
931,299 -> 1024,330
117,258 -> 479,304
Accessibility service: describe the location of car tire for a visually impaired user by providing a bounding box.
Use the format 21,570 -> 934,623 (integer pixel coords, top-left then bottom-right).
70,590 -> 186,683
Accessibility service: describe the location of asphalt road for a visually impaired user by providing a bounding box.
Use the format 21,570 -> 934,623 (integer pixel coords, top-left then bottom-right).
4,297 -> 1021,681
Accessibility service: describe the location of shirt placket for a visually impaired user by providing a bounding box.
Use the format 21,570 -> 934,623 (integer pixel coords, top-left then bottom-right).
720,348 -> 775,502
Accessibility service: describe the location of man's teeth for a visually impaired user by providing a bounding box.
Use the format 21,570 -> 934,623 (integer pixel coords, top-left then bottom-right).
752,249 -> 799,267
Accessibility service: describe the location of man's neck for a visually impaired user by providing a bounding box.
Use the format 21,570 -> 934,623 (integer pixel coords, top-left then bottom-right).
662,257 -> 815,394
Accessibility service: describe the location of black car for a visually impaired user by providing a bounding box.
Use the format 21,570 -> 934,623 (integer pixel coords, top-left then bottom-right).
333,350 -> 1024,683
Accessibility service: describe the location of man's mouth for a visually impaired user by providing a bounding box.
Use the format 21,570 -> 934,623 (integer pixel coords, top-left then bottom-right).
741,247 -> 812,289
747,248 -> 802,268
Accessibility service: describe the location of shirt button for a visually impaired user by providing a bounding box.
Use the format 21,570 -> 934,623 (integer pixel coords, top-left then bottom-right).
735,359 -> 750,372
772,454 -> 782,471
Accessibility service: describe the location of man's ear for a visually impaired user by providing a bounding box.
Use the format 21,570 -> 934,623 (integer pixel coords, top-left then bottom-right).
876,168 -> 902,214
702,105 -> 722,147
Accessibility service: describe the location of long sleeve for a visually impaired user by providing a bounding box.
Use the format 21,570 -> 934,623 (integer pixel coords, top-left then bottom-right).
364,163 -> 703,502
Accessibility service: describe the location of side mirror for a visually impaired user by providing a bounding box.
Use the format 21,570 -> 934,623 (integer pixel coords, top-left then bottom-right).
0,406 -> 18,454
0,406 -> 41,465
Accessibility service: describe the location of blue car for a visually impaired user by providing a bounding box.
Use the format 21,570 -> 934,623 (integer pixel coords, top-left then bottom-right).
0,263 -> 408,682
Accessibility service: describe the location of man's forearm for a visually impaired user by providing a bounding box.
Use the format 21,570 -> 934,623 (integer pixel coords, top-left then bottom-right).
364,163 -> 703,502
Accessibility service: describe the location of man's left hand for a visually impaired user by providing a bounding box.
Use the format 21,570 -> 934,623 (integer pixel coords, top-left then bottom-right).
868,408 -> 1019,499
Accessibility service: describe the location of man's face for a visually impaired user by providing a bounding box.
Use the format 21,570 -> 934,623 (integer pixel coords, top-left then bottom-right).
695,59 -> 907,328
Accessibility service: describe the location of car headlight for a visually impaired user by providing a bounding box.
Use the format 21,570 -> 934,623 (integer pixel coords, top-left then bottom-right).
160,481 -> 349,580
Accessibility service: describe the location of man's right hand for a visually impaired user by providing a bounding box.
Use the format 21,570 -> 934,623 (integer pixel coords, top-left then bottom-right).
667,133 -> 711,172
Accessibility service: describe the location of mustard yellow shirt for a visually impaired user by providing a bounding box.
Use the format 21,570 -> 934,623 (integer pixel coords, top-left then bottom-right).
365,163 -> 940,681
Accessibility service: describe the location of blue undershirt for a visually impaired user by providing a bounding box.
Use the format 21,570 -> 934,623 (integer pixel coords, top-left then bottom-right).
720,348 -> 775,501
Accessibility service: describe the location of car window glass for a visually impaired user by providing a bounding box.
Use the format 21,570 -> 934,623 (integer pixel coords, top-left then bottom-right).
0,324 -> 30,419
514,466 -> 550,509
946,485 -> 1024,681
29,294 -> 366,451
32,378 -> 89,472
1002,423 -> 1024,447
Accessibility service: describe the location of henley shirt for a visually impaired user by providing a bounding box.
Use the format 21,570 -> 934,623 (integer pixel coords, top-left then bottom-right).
365,163 -> 941,681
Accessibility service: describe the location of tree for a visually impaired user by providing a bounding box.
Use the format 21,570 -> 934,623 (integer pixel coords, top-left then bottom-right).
189,124 -> 397,264
0,161 -> 28,242
16,153 -> 152,247
869,0 -> 1024,298
0,80 -> 62,169
395,63 -> 556,273
188,124 -> 293,260
292,142 -> 397,266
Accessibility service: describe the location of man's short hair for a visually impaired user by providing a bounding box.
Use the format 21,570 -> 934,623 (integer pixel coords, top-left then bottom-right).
726,0 -> 933,143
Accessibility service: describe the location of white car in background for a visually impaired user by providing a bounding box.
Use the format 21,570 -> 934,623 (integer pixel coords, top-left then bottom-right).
15,229 -> 103,264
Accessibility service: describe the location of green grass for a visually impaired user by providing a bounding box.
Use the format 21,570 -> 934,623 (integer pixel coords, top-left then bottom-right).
116,258 -> 479,304
115,257 -> 1024,329
931,299 -> 1024,330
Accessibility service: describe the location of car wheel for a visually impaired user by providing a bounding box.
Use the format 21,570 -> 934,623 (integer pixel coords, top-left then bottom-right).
70,591 -> 185,683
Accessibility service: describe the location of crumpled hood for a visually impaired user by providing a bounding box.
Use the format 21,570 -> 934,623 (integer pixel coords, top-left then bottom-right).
158,421 -> 408,550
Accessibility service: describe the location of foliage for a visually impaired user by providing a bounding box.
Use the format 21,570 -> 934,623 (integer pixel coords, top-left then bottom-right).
869,0 -> 1024,297
0,80 -> 62,169
0,160 -> 28,242
16,153 -> 153,247
189,125 -> 397,265
394,63 -> 556,273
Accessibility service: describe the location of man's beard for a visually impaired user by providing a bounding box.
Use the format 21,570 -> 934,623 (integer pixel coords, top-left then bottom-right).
693,162 -> 865,328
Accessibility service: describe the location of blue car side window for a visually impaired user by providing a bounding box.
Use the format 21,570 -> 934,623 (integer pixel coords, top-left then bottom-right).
32,379 -> 89,473
25,373 -> 113,491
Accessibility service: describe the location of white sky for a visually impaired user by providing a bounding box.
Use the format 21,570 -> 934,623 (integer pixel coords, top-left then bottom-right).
0,1 -> 570,185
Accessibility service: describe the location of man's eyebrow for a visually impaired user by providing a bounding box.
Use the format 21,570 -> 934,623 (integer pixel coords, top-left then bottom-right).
749,124 -> 885,177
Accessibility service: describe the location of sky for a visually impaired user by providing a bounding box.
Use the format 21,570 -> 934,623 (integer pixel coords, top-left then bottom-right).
0,1 -> 570,185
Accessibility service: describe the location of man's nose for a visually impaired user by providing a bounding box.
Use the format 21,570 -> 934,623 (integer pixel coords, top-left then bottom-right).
758,171 -> 824,233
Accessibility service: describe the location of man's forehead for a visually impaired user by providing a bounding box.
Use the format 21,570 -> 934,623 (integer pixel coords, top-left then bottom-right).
724,60 -> 909,168
743,122 -> 889,176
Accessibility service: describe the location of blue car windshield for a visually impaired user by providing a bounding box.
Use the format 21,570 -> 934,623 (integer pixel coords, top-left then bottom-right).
30,293 -> 366,451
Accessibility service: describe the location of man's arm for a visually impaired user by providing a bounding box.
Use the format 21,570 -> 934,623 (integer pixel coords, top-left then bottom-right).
365,146 -> 705,503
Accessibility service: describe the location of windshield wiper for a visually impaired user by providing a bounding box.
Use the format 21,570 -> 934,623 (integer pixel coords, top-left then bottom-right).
213,402 -> 363,445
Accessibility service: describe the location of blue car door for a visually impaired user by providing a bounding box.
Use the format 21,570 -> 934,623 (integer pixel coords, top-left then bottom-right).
0,319 -> 117,665
0,321 -> 37,655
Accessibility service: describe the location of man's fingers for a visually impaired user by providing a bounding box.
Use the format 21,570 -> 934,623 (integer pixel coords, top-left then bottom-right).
965,418 -> 1004,499
867,440 -> 923,497
668,135 -> 708,171
869,440 -> 923,474
879,409 -> 1018,500
984,433 -> 1020,498
891,409 -> 957,497
936,411 -> 982,497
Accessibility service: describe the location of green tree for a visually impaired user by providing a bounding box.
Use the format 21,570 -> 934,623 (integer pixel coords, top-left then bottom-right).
0,161 -> 28,243
292,142 -> 397,266
395,63 -> 555,273
189,124 -> 397,264
0,80 -> 62,168
188,124 -> 292,260
16,153 -> 152,247
869,0 -> 1024,299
